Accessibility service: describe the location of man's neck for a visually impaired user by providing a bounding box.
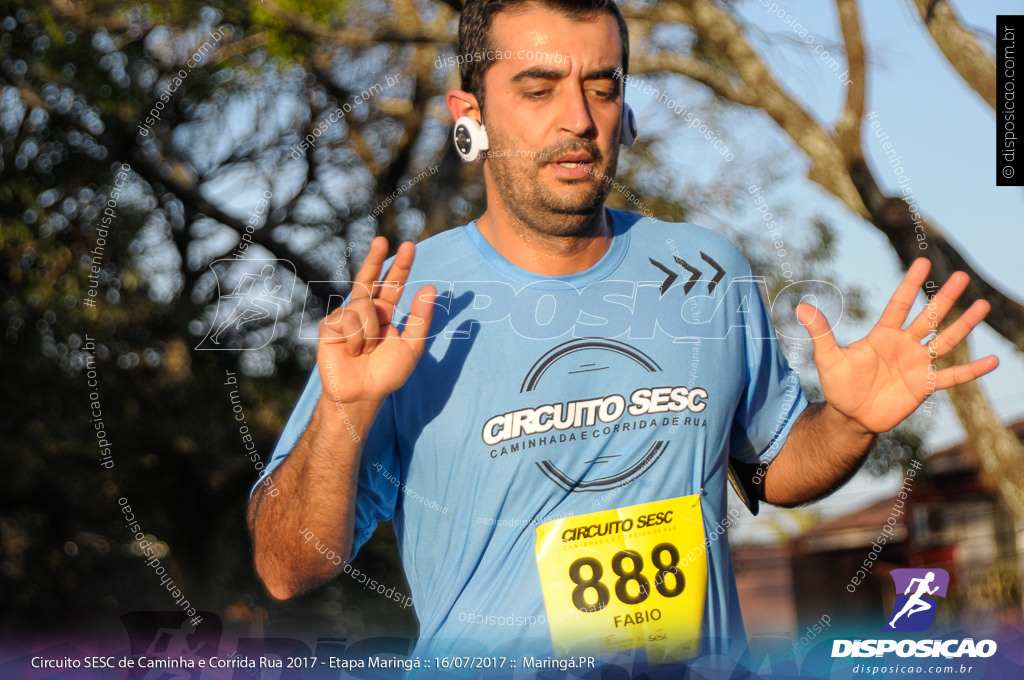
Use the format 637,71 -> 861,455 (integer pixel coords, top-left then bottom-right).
475,206 -> 613,276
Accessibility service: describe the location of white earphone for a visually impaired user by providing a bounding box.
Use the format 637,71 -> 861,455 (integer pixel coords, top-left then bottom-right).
453,116 -> 491,162
453,103 -> 638,162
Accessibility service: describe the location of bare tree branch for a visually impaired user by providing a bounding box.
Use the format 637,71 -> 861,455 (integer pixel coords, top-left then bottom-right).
309,57 -> 383,176
130,152 -> 325,287
940,338 -> 1024,519
371,45 -> 436,246
911,0 -> 996,110
209,29 -> 270,66
47,0 -> 136,31
676,0 -> 865,213
259,0 -> 453,46
630,53 -> 758,106
620,5 -> 695,26
835,0 -> 866,161
655,0 -> 1024,354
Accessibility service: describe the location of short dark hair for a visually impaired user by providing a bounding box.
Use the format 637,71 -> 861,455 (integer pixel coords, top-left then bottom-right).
458,0 -> 630,110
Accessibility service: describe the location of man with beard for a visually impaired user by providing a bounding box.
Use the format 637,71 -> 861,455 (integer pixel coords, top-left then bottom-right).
248,0 -> 997,671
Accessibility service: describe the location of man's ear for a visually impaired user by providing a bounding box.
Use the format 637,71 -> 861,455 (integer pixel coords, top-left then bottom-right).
446,89 -> 481,124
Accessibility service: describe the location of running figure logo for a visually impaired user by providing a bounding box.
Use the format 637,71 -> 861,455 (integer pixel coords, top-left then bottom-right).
196,260 -> 294,350
883,568 -> 950,632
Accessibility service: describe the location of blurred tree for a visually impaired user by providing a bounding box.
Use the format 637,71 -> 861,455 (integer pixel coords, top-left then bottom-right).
623,0 -> 1023,346
0,0 -> 469,638
617,0 -> 1024,514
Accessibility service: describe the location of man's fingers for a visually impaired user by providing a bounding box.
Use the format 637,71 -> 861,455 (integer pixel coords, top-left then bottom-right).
376,241 -> 418,309
351,236 -> 390,300
906,271 -> 969,340
350,302 -> 384,355
321,284 -> 432,359
319,298 -> 380,355
796,303 -> 842,366
877,258 -> 931,330
933,354 -> 1000,390
369,241 -> 419,333
399,285 -> 437,350
928,299 -> 992,357
319,307 -> 350,343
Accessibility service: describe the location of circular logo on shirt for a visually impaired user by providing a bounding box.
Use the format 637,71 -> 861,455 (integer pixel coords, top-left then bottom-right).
479,338 -> 710,492
524,339 -> 668,493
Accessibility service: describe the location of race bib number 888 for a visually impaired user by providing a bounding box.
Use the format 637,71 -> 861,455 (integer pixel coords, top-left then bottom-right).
534,496 -> 707,663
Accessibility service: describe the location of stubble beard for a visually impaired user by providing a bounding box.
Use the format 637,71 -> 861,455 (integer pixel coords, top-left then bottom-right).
485,129 -> 619,241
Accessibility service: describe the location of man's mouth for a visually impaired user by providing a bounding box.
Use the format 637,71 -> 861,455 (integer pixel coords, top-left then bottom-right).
552,153 -> 593,168
549,154 -> 597,177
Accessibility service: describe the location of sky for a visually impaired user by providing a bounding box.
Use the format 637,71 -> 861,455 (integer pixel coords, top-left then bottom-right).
657,0 -> 1024,539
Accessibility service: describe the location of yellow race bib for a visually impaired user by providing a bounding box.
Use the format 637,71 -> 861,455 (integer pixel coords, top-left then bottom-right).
534,495 -> 707,663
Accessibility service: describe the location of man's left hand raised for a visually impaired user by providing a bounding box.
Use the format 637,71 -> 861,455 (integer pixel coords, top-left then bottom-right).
798,257 -> 998,435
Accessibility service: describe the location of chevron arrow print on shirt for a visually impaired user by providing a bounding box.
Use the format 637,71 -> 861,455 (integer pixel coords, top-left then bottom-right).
648,251 -> 725,296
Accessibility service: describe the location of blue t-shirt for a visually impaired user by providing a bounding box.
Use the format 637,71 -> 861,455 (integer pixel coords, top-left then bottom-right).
259,209 -> 807,670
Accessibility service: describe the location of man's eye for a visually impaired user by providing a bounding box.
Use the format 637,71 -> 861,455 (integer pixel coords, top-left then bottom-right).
525,89 -> 551,99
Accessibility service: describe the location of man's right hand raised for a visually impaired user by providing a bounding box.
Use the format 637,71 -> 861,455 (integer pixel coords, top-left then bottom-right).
317,236 -> 437,407
250,236 -> 434,600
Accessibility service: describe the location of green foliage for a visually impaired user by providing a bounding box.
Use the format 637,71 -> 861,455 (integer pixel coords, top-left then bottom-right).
1,0 -> 418,640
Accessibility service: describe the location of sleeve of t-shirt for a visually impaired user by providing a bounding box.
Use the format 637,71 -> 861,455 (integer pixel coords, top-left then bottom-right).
249,365 -> 401,561
728,273 -> 808,467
